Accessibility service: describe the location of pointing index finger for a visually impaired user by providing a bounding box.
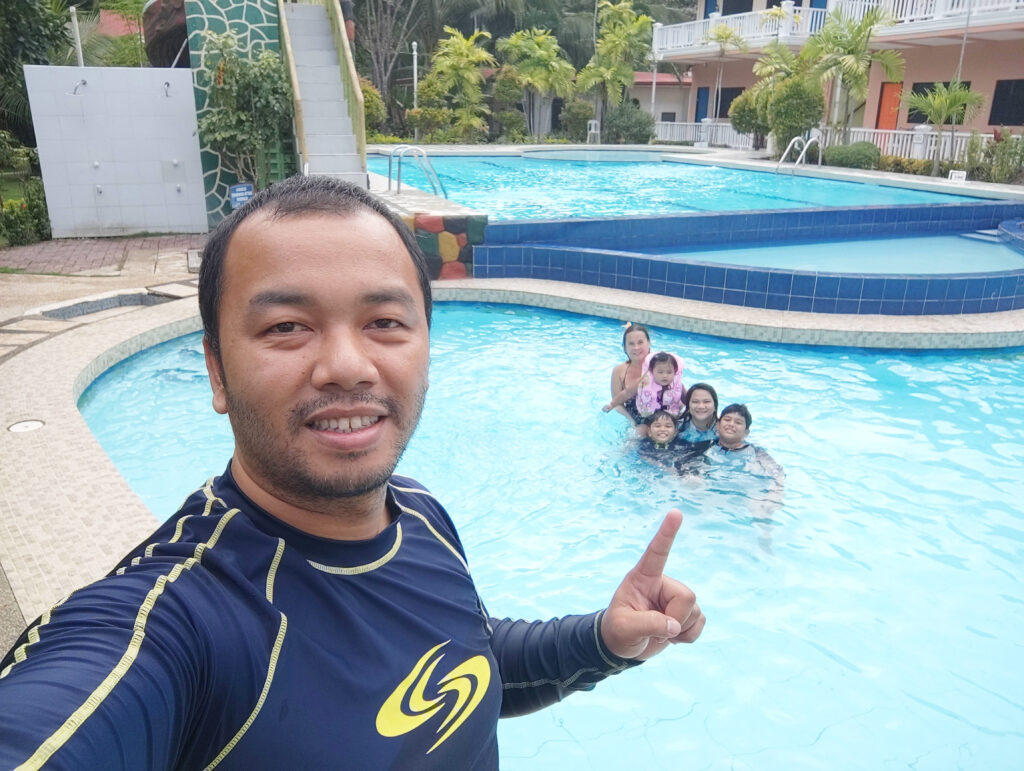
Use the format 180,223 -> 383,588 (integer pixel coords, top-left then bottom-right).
634,509 -> 683,578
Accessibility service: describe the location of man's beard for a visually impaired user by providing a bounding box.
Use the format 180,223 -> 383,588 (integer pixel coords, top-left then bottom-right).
224,385 -> 426,510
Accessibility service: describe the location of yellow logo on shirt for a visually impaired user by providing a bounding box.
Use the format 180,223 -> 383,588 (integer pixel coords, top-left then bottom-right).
375,640 -> 491,754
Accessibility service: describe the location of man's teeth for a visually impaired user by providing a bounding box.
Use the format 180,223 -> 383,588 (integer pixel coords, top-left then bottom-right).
311,416 -> 381,433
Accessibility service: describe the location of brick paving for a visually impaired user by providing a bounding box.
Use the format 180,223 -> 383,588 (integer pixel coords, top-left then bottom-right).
0,234 -> 208,274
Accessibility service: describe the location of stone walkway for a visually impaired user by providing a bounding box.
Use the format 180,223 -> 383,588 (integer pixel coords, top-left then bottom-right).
0,234 -> 207,275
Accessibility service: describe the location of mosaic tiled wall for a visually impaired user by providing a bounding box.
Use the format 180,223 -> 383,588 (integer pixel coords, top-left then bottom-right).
401,214 -> 487,280
185,0 -> 281,226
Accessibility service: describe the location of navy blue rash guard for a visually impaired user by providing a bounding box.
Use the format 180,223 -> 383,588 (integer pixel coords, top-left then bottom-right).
0,467 -> 636,770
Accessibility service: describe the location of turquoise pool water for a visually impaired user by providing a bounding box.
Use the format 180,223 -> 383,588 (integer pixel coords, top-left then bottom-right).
640,233 -> 1024,274
79,304 -> 1024,769
366,155 -> 981,220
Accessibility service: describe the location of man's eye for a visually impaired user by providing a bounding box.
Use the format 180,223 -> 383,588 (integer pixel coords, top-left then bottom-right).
269,322 -> 300,333
369,319 -> 401,329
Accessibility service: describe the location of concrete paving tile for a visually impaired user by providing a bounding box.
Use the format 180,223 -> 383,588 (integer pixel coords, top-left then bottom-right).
3,318 -> 74,332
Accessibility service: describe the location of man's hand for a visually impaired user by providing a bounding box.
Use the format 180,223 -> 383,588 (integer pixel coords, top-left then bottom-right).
601,510 -> 704,661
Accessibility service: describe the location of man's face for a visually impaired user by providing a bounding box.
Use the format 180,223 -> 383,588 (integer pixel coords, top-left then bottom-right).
204,210 -> 429,509
717,411 -> 749,448
649,416 -> 677,444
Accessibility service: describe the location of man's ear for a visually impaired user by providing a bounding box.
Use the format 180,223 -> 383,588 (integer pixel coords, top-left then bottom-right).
203,337 -> 229,415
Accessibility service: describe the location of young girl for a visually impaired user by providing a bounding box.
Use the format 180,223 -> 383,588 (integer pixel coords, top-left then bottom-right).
605,351 -> 685,435
677,383 -> 719,443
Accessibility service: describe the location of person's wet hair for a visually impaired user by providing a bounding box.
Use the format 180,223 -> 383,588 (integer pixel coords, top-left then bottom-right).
719,403 -> 752,428
685,383 -> 719,412
649,409 -> 676,426
621,323 -> 651,357
647,351 -> 678,373
199,175 -> 433,355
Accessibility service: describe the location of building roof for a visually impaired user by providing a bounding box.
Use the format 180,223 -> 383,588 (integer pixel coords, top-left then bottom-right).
97,9 -> 138,37
632,71 -> 691,86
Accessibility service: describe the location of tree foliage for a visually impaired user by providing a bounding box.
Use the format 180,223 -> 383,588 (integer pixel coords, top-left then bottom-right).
766,75 -> 823,156
0,0 -> 68,140
704,22 -> 746,121
905,81 -> 985,175
497,28 -> 575,137
577,0 -> 652,127
197,34 -> 292,189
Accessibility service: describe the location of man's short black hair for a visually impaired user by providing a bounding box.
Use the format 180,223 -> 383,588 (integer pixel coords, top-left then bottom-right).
719,403 -> 752,428
199,175 -> 433,354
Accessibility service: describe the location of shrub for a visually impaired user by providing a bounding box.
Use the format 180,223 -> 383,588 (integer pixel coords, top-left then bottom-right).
0,130 -> 17,169
557,99 -> 594,142
366,132 -> 408,144
728,88 -> 769,149
767,76 -> 823,158
23,178 -> 49,241
823,141 -> 880,170
989,133 -> 1024,184
0,199 -> 36,246
494,109 -> 527,143
360,77 -> 387,133
105,34 -> 147,68
602,102 -> 654,144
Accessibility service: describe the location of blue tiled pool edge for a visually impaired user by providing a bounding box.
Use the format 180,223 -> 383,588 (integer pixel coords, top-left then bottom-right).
476,202 -> 1024,316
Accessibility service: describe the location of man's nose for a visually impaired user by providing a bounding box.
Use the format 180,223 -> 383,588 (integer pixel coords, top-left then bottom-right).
310,328 -> 380,390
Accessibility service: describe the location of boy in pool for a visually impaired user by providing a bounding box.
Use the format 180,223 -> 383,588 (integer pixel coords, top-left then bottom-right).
605,351 -> 685,436
636,411 -> 685,469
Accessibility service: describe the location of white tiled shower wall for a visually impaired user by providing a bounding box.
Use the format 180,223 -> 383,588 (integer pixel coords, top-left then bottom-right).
24,65 -> 207,238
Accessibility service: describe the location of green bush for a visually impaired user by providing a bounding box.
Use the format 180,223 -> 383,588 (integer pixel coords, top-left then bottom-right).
24,178 -> 50,240
0,130 -> 17,169
105,34 -> 147,68
602,102 -> 654,144
360,77 -> 387,133
0,199 -> 36,246
823,141 -> 880,170
728,88 -> 769,149
878,155 -> 960,177
989,133 -> 1024,184
557,99 -> 594,142
494,109 -> 527,143
767,76 -> 823,158
366,132 -> 409,144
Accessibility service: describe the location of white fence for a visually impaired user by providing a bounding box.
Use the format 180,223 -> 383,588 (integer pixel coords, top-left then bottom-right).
656,121 -> 754,149
654,7 -> 828,54
820,126 -> 994,161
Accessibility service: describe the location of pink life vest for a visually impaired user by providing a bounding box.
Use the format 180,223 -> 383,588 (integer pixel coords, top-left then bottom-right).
635,352 -> 685,417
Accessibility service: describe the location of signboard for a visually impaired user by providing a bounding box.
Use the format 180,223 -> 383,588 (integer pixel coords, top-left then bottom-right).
947,170 -> 967,183
229,183 -> 255,209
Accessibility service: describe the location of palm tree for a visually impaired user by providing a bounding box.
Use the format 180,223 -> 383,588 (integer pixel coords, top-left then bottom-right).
905,81 -> 985,176
576,1 -> 652,125
429,26 -> 497,141
705,23 -> 747,122
804,7 -> 903,139
497,28 -> 575,138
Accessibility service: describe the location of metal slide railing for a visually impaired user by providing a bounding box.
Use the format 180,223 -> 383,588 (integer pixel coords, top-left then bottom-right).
387,146 -> 447,198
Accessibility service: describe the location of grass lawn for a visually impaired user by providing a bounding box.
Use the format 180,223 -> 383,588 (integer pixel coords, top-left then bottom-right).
0,172 -> 29,203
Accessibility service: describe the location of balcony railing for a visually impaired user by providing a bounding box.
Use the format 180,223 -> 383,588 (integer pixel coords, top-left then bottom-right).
653,0 -> 1024,57
656,121 -> 754,149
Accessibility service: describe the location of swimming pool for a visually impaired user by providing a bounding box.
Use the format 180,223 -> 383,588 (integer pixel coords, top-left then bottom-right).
367,154 -> 982,220
79,303 -> 1024,769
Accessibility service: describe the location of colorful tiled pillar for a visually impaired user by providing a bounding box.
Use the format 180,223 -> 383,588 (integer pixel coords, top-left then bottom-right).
405,213 -> 487,280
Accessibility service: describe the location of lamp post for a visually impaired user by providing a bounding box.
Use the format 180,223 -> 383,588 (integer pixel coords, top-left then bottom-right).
412,42 -> 419,142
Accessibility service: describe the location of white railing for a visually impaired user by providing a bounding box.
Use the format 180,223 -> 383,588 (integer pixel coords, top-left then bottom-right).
654,7 -> 827,54
820,125 -> 995,161
656,121 -> 754,149
653,0 -> 1023,55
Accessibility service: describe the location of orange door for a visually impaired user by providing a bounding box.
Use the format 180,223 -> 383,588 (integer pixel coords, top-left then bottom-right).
876,82 -> 902,130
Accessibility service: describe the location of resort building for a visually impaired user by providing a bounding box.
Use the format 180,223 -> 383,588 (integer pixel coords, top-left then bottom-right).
652,0 -> 1024,145
628,70 -> 693,124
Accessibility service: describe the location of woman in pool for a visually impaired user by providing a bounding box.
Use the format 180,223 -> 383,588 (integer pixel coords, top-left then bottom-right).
677,383 -> 719,443
605,323 -> 651,426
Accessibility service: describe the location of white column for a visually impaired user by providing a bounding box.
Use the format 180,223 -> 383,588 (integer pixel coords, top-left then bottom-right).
911,124 -> 933,160
780,0 -> 795,36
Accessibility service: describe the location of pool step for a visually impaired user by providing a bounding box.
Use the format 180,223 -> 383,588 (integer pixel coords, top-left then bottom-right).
960,230 -> 1003,243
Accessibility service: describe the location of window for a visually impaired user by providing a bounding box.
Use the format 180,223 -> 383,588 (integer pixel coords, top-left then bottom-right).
989,80 -> 1024,126
716,87 -> 742,119
906,81 -> 971,124
660,112 -> 677,122
721,0 -> 753,14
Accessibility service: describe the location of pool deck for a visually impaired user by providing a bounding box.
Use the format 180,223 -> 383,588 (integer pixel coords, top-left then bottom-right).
2,152 -> 1024,652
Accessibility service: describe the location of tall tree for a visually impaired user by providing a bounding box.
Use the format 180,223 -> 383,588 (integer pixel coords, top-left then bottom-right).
905,81 -> 985,176
428,26 -> 497,141
577,1 -> 652,124
704,22 -> 747,121
0,0 -> 68,142
804,7 -> 903,139
497,28 -> 575,137
357,0 -> 424,123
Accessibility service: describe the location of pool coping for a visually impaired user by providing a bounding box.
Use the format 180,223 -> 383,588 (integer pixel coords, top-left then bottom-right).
2,278 -> 1024,644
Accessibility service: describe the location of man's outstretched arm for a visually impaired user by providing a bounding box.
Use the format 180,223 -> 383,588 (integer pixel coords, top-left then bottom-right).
490,511 -> 705,716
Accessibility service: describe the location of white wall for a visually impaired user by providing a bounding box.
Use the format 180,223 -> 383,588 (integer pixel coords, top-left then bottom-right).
24,66 -> 207,238
628,84 -> 690,124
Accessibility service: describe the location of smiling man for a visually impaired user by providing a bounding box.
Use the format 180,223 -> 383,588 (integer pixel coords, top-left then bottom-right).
0,176 -> 704,770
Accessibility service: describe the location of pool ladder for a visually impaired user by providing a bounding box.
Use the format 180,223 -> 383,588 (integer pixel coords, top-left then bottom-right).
775,136 -> 821,173
387,145 -> 448,198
